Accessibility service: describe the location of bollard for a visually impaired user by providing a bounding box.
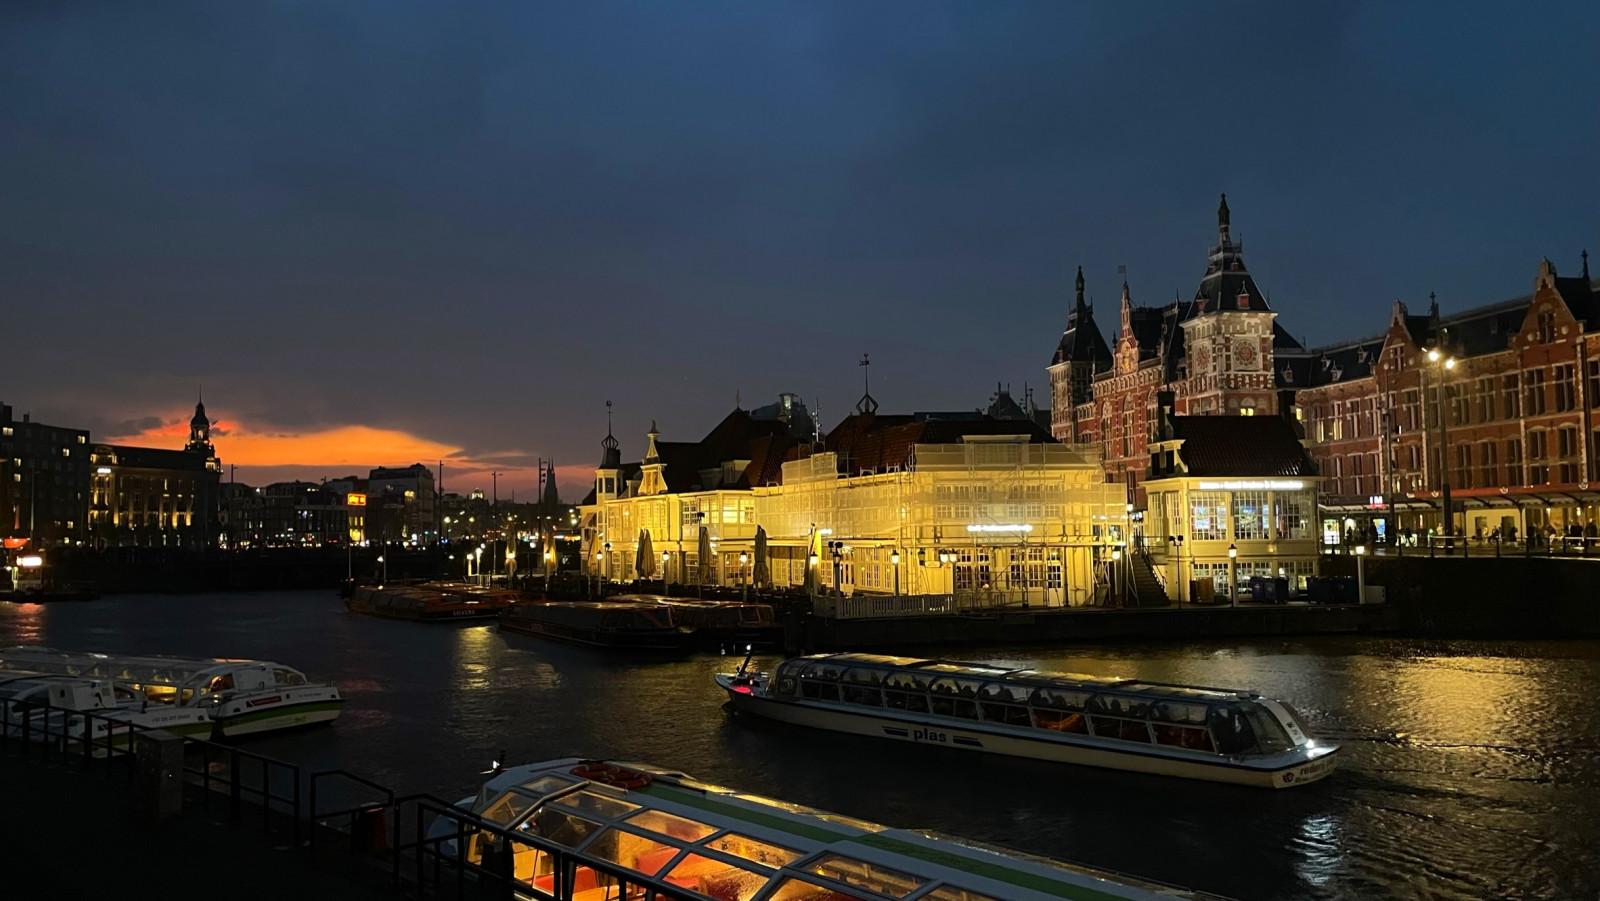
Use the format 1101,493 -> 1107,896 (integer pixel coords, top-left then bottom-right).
134,729 -> 185,820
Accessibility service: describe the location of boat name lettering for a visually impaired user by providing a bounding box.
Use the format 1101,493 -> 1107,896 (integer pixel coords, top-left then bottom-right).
912,728 -> 948,744
246,696 -> 282,708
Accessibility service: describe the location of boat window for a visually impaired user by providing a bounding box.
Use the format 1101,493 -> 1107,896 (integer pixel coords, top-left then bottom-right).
1152,722 -> 1215,752
625,809 -> 717,842
1243,705 -> 1295,754
524,807 -> 603,847
1031,707 -> 1088,734
928,678 -> 981,698
207,674 -> 234,692
808,854 -> 927,899
518,775 -> 577,795
977,683 -> 1030,705
767,876 -> 876,901
883,673 -> 929,693
1208,705 -> 1259,755
924,887 -> 1004,901
272,669 -> 308,686
1277,702 -> 1317,742
662,853 -> 772,901
1149,701 -> 1209,725
1085,695 -> 1150,719
843,668 -> 884,686
481,790 -> 539,826
800,681 -> 840,702
1029,688 -> 1091,711
882,690 -> 929,714
928,680 -> 978,720
840,684 -> 883,707
800,663 -> 846,682
978,701 -> 1032,728
1085,697 -> 1152,742
554,790 -> 641,819
586,827 -> 682,877
704,833 -> 801,868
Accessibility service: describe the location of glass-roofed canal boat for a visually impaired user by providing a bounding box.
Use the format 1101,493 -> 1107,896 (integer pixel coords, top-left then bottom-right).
0,647 -> 343,738
432,757 -> 1231,901
715,654 -> 1337,789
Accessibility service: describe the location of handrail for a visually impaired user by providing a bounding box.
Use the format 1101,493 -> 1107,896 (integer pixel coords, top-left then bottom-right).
181,737 -> 302,845
1,696 -> 148,782
308,768 -> 397,852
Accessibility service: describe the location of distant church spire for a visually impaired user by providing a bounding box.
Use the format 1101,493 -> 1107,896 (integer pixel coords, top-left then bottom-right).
1217,193 -> 1231,240
1583,249 -> 1590,279
186,395 -> 214,457
599,400 -> 621,469
1073,266 -> 1086,316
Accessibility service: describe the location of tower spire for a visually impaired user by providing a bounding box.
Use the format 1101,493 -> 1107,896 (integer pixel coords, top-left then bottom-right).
1583,249 -> 1590,279
1073,266 -> 1086,317
1217,193 -> 1231,240
855,353 -> 878,414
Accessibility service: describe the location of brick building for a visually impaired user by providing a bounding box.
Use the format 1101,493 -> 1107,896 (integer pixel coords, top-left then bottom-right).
1048,196 -> 1305,505
1293,256 -> 1600,541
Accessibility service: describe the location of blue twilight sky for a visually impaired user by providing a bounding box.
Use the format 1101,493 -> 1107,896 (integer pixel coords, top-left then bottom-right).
1,1 -> 1596,496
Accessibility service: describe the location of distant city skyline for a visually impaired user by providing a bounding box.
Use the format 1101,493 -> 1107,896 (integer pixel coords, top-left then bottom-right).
3,2 -> 1595,499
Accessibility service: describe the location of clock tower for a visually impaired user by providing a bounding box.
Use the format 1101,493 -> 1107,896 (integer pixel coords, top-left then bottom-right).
1179,195 -> 1281,416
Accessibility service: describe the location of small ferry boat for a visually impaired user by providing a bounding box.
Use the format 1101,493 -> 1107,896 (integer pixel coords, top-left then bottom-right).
0,647 -> 344,738
614,594 -> 781,649
433,757 -> 1231,901
346,582 -> 516,622
498,601 -> 693,653
0,670 -> 214,747
716,653 -> 1338,789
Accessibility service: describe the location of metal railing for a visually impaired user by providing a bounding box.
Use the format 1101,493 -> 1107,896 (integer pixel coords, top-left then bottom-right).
0,697 -> 147,782
181,737 -> 302,844
308,768 -> 396,853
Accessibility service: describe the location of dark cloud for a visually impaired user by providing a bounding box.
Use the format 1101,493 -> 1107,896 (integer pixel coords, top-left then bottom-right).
1,1 -> 1595,495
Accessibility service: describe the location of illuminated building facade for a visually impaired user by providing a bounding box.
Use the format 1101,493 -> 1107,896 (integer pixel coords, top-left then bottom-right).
0,402 -> 90,547
1293,256 -> 1600,540
1143,402 -> 1323,601
367,464 -> 436,544
87,401 -> 221,549
582,401 -> 1131,605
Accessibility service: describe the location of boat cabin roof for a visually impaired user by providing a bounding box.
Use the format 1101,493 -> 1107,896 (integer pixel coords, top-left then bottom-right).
470,758 -> 1221,901
786,654 -> 1258,703
0,647 -> 304,689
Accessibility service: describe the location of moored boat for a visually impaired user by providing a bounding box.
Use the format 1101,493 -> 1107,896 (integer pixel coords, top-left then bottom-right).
0,647 -> 344,738
614,594 -> 781,649
432,757 -> 1233,901
717,653 -> 1338,789
498,601 -> 693,653
346,582 -> 516,622
0,670 -> 215,748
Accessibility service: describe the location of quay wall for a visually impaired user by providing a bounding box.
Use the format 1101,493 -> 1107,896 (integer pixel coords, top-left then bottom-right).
51,546 -> 455,594
1321,555 -> 1600,638
796,604 -> 1396,652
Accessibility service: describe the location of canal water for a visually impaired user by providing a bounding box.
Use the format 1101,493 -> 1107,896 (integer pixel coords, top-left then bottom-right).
2,591 -> 1595,901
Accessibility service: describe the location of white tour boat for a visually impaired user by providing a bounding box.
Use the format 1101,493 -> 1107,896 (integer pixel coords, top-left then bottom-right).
434,756 -> 1231,901
0,647 -> 344,738
0,670 -> 215,748
716,653 -> 1337,789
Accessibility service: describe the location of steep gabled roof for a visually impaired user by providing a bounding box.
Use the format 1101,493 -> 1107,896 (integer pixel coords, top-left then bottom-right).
821,411 -> 1054,476
1166,416 -> 1315,478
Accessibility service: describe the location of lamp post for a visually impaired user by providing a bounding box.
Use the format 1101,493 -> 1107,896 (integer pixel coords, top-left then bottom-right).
602,541 -> 612,598
1109,547 -> 1123,607
661,550 -> 670,589
377,552 -> 387,585
474,546 -> 484,587
544,547 -> 554,594
1168,535 -> 1185,603
1227,543 -> 1238,607
739,550 -> 749,601
1425,347 -> 1458,542
1354,543 -> 1367,604
890,550 -> 901,597
830,541 -> 844,597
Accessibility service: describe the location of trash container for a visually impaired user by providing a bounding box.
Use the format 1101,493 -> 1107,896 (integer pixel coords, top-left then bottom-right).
1307,577 -> 1332,604
1249,577 -> 1267,601
1271,577 -> 1291,604
351,804 -> 390,853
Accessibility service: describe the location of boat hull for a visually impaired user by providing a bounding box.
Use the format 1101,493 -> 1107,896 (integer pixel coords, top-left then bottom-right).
499,618 -> 692,654
719,679 -> 1335,789
214,698 -> 345,737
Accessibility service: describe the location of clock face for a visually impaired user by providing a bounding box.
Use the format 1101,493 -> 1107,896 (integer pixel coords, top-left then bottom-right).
1235,339 -> 1258,370
1194,347 -> 1211,370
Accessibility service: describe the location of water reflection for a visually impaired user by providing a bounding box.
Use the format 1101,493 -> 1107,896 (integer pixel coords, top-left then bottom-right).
0,594 -> 1595,901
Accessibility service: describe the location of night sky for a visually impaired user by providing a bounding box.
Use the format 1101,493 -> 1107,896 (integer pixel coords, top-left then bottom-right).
2,2 -> 1595,498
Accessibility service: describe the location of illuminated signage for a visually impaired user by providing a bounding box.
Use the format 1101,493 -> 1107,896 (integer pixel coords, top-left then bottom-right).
1195,480 -> 1305,492
347,493 -> 367,507
965,524 -> 1034,533
2,538 -> 28,550
18,555 -> 44,568
96,467 -> 112,475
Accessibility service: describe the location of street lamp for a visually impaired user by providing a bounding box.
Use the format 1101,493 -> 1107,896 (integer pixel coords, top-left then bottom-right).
376,553 -> 386,585
1167,535 -> 1186,603
661,550 -> 670,587
890,550 -> 901,596
1354,543 -> 1367,605
1110,547 -> 1122,607
1227,543 -> 1238,607
738,550 -> 749,601
1424,346 -> 1459,541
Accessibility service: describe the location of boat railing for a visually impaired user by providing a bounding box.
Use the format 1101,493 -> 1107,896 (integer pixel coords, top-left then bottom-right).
814,593 -> 960,619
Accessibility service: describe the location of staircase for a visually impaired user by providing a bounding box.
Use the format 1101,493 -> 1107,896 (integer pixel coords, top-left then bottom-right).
1128,548 -> 1171,607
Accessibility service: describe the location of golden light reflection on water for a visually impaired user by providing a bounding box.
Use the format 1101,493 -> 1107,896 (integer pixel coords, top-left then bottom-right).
1370,656 -> 1546,748
3,603 -> 46,645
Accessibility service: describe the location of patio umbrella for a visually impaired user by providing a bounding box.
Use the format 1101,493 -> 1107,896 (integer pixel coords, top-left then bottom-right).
753,527 -> 770,588
636,529 -> 655,580
697,526 -> 713,588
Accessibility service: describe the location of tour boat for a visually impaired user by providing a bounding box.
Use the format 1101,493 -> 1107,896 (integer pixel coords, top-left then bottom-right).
614,594 -> 782,649
0,670 -> 215,747
431,756 -> 1231,901
498,601 -> 694,653
716,653 -> 1338,789
0,647 -> 344,738
346,582 -> 516,622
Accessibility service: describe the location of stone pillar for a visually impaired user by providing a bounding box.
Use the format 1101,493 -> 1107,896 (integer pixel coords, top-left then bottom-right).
134,729 -> 184,820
